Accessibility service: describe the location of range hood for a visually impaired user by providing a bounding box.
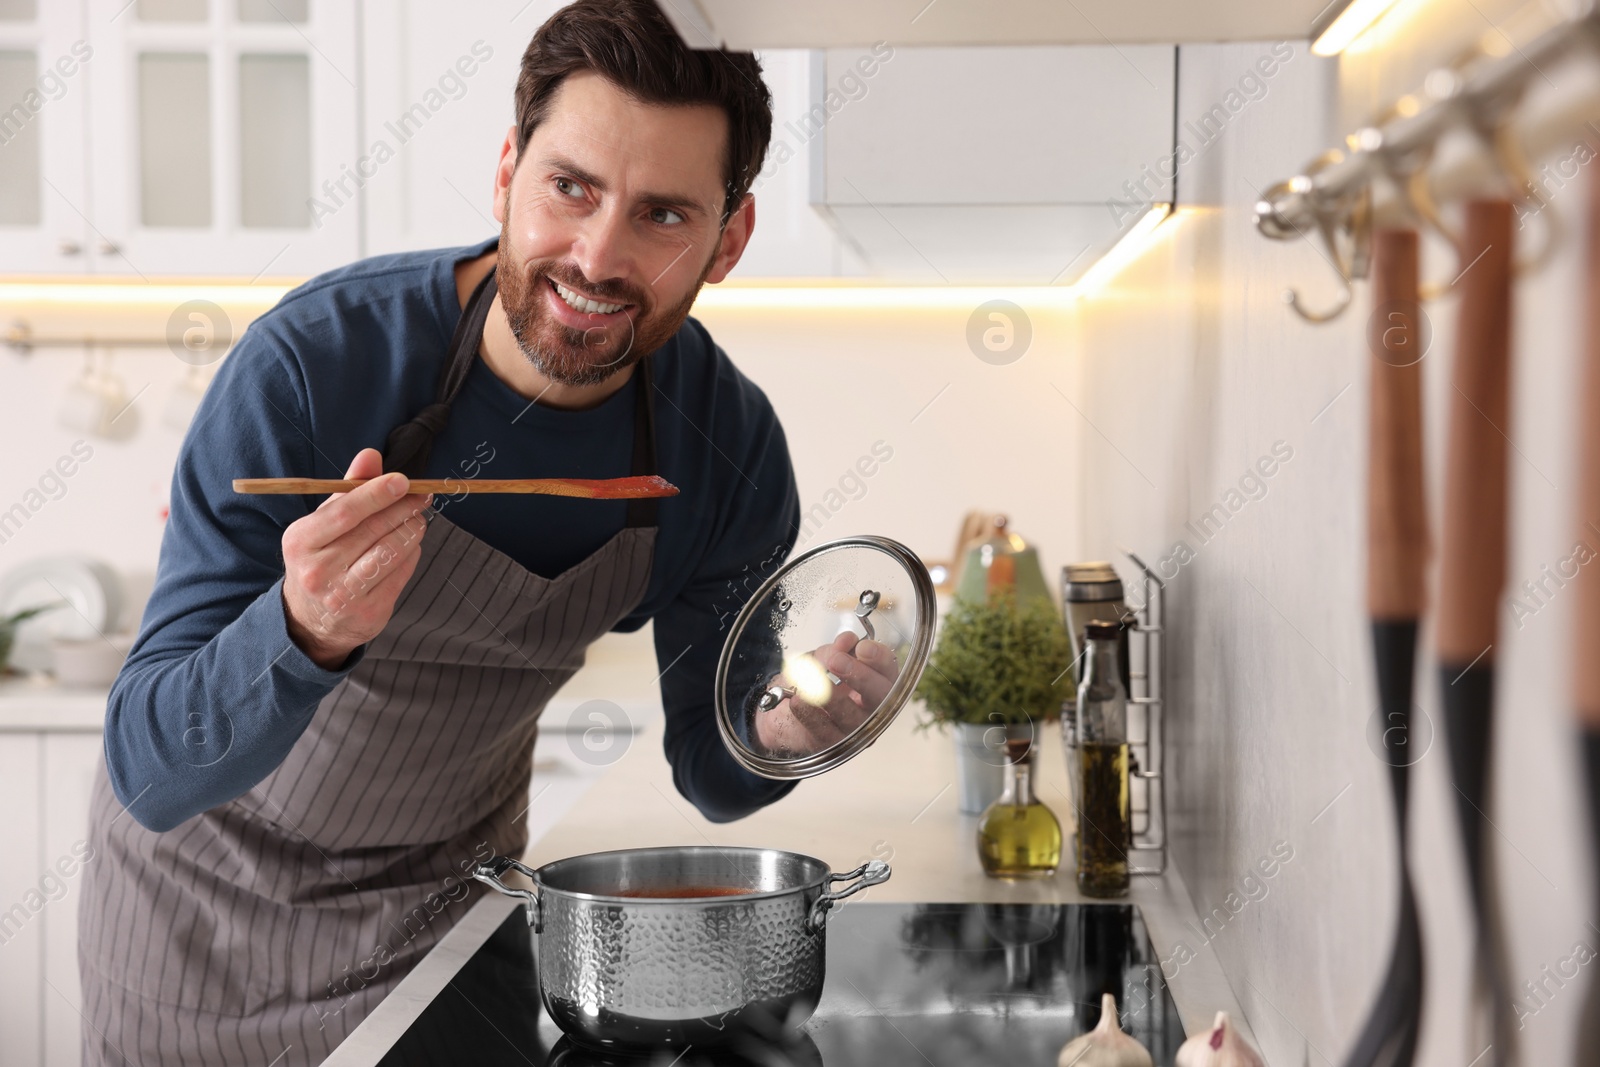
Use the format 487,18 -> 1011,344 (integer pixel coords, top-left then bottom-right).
791,45 -> 1176,286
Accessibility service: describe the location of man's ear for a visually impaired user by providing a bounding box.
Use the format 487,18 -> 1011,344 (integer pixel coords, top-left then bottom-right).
703,195 -> 756,285
493,124 -> 518,225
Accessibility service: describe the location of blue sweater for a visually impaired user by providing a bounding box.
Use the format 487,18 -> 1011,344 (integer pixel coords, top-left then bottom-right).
106,238 -> 800,832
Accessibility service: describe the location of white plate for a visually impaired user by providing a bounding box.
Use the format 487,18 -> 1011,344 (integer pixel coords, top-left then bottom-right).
0,556 -> 123,672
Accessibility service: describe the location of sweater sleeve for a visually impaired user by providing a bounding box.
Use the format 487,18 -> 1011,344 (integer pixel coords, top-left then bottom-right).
652,391 -> 802,823
104,329 -> 367,832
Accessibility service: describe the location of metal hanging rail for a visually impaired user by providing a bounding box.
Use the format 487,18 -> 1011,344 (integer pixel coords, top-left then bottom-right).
1254,1 -> 1600,321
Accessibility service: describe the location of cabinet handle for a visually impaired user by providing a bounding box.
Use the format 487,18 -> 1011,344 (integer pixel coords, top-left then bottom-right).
58,240 -> 82,256
98,240 -> 122,257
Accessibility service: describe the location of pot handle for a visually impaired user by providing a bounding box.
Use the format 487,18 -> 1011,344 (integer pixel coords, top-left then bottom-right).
473,855 -> 543,932
806,859 -> 891,934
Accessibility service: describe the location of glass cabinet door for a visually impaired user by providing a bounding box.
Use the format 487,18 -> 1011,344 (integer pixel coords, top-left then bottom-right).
0,0 -> 91,273
85,0 -> 357,276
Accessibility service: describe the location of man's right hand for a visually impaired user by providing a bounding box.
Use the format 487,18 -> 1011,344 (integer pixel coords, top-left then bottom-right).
281,448 -> 431,669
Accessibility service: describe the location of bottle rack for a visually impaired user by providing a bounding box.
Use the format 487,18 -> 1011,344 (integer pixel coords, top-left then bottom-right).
1121,550 -> 1167,875
1062,551 -> 1168,876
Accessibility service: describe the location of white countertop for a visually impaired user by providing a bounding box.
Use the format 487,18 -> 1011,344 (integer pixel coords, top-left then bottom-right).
332,700 -> 1263,1064
0,674 -> 109,731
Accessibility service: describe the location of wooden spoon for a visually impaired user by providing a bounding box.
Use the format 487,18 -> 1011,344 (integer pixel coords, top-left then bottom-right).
233,475 -> 680,499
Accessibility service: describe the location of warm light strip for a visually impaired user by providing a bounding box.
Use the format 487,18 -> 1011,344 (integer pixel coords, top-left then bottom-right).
695,204 -> 1175,310
0,210 -> 1179,314
1312,0 -> 1400,55
1070,202 -> 1173,295
690,284 -> 1083,311
0,282 -> 294,307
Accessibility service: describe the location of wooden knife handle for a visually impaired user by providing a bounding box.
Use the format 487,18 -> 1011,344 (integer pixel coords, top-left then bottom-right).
1437,200 -> 1514,665
1579,173 -> 1600,725
1367,227 -> 1430,621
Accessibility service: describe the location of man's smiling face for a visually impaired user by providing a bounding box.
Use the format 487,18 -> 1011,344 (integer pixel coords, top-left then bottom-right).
492,70 -> 753,387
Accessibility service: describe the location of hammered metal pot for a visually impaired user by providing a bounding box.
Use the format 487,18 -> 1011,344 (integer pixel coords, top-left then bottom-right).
474,845 -> 890,1051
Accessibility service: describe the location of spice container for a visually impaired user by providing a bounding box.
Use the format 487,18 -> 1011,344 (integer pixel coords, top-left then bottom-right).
1076,620 -> 1130,897
1062,561 -> 1132,691
976,734 -> 1062,879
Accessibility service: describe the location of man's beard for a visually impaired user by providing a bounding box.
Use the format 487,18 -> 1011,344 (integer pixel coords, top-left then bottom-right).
497,228 -> 713,388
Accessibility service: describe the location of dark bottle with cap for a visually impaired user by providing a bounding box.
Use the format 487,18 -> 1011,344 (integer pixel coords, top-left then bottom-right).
1075,619 -> 1130,898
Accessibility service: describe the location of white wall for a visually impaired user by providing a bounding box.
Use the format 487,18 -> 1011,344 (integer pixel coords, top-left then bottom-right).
1073,29 -> 1594,1067
0,350 -> 194,628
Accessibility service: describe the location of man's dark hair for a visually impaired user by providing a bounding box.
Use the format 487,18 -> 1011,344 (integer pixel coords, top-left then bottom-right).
515,0 -> 772,223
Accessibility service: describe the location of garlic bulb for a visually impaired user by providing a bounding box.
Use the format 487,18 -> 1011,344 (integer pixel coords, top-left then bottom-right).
1057,994 -> 1153,1067
1175,1011 -> 1265,1067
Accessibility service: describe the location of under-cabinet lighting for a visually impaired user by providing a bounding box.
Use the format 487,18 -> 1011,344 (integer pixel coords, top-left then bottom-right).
1312,0 -> 1401,55
0,281 -> 293,308
1069,202 -> 1173,296
689,284 -> 1084,311
0,212 -> 1183,319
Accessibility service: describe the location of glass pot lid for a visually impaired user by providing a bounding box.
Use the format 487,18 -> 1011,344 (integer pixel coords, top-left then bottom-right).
715,535 -> 937,780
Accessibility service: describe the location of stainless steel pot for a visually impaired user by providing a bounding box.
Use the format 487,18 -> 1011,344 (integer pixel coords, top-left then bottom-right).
474,845 -> 889,1050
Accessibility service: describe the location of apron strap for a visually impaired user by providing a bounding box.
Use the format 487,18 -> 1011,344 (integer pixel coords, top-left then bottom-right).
382,267 -> 500,478
626,356 -> 659,529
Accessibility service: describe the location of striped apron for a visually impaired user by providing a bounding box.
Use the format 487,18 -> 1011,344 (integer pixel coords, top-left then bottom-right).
79,269 -> 660,1066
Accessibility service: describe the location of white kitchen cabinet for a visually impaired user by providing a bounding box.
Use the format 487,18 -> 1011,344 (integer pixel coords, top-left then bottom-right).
0,682 -> 106,1067
41,734 -> 101,1067
81,0 -> 359,277
0,734 -> 45,1067
0,0 -> 91,274
809,45 -> 1177,284
0,727 -> 101,1067
731,49 -> 852,279
357,0 -> 536,258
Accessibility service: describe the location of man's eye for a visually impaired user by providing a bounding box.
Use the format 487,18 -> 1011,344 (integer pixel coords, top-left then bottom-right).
650,207 -> 685,225
554,177 -> 584,198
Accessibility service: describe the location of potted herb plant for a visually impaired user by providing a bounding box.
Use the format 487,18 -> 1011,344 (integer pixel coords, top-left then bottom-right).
0,603 -> 61,676
915,590 -> 1073,814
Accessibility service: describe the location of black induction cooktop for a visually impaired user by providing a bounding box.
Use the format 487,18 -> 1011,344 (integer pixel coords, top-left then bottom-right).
375,901 -> 1187,1066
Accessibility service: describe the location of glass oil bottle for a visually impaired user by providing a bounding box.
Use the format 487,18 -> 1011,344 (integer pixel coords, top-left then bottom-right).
977,733 -> 1062,878
1076,620 -> 1130,897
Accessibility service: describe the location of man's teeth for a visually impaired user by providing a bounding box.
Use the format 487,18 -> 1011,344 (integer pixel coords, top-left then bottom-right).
553,281 -> 624,315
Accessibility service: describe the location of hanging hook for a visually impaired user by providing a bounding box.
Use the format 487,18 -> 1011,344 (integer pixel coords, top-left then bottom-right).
1260,150 -> 1373,323
1487,115 -> 1561,275
1283,194 -> 1370,323
1281,206 -> 1355,323
1356,116 -> 1463,302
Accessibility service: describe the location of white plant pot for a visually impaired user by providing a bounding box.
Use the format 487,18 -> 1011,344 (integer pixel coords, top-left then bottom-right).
953,722 -> 1009,814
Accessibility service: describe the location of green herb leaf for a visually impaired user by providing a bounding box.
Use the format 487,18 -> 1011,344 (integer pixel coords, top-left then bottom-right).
915,590 -> 1073,728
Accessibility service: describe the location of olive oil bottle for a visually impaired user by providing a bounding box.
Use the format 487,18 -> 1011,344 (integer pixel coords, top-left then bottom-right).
1077,740 -> 1130,896
1075,621 -> 1130,897
977,736 -> 1062,878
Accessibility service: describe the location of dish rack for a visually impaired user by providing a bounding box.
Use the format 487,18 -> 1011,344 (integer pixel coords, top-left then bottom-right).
1121,550 -> 1167,875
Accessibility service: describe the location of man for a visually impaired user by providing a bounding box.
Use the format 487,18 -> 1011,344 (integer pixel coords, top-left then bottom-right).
78,3 -> 888,1062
